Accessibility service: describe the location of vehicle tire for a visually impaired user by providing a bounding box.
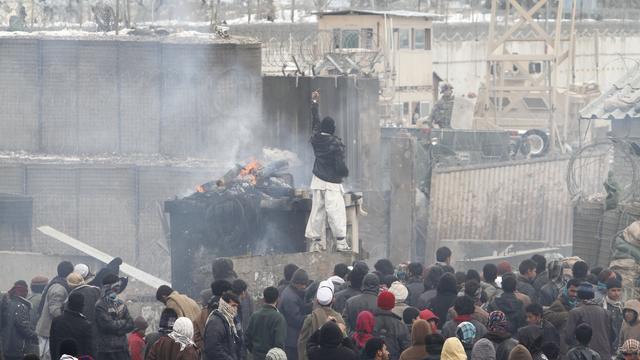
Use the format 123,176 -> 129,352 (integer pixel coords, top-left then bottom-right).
522,129 -> 549,157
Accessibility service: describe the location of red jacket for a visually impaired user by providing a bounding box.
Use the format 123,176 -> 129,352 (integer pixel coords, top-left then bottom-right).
128,332 -> 146,360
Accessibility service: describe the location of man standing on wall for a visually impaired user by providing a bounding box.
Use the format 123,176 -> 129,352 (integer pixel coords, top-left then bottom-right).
305,90 -> 351,252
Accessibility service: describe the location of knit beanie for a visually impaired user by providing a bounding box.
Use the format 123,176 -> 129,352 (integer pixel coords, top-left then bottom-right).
621,339 -> 640,354
606,277 -> 622,290
266,347 -> 287,360
497,261 -> 512,275
74,264 -> 91,279
134,316 -> 149,331
291,269 -> 309,286
577,282 -> 595,300
388,281 -> 408,303
403,307 -> 420,325
30,275 -> 49,287
508,344 -> 533,360
377,290 -> 395,311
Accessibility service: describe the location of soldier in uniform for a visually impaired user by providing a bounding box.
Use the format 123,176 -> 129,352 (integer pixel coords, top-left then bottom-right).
429,83 -> 455,129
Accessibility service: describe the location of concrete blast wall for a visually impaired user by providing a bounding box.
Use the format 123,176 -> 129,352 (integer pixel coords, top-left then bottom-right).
0,36 -> 262,158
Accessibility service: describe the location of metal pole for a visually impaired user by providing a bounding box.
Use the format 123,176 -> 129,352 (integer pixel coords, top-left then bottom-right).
115,0 -> 119,34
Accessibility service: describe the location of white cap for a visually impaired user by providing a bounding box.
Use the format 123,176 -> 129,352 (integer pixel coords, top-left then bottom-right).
74,264 -> 90,279
316,280 -> 334,306
389,281 -> 408,303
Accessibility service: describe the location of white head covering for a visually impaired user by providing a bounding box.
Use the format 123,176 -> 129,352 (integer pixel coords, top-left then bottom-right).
173,317 -> 194,340
74,264 -> 90,279
266,347 -> 287,360
389,281 -> 408,303
316,280 -> 334,306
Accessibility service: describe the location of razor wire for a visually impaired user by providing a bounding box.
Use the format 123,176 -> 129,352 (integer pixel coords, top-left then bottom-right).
567,137 -> 640,203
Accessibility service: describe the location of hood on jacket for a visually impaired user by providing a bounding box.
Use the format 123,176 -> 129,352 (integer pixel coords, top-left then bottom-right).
411,319 -> 432,346
437,273 -> 458,296
471,338 -> 496,360
211,258 -> 237,282
319,321 -> 343,348
623,299 -> 640,315
516,325 -> 543,355
419,309 -> 440,332
362,273 -> 380,293
508,344 -> 533,360
441,337 -> 467,360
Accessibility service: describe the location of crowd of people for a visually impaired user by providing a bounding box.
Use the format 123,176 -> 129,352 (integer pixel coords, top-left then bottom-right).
2,248 -> 640,360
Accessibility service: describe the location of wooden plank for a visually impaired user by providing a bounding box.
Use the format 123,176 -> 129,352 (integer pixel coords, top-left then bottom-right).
37,225 -> 170,289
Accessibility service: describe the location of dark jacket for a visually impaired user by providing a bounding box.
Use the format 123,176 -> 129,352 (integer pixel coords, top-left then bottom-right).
538,281 -> 561,307
404,278 -> 424,308
204,310 -> 241,360
415,289 -> 437,311
306,323 -> 358,360
565,301 -> 611,360
50,309 -> 94,359
425,290 -> 457,330
310,102 -> 348,184
343,278 -> 379,332
1,294 -> 39,358
95,297 -> 135,353
516,275 -> 537,303
277,285 -> 312,349
372,309 -> 410,360
244,304 -> 286,360
567,345 -> 601,360
567,345 -> 608,360
603,297 -> 624,350
532,271 -> 549,293
485,331 -> 518,360
333,286 -> 360,314
488,292 -> 526,336
70,284 -> 101,324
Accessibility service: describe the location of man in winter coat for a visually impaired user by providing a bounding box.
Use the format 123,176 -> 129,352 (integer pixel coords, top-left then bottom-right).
204,292 -> 242,360
298,281 -> 345,360
277,269 -> 312,360
305,90 -> 350,252
619,299 -> 640,347
364,338 -> 390,360
372,291 -> 410,360
49,292 -> 94,360
544,278 -> 579,358
68,272 -> 101,354
485,311 -> 518,360
488,275 -> 526,336
329,263 -> 349,293
522,303 -> 559,348
516,260 -> 537,303
95,273 -> 135,360
516,325 -> 547,360
404,263 -> 424,308
277,264 -> 299,297
442,295 -> 487,340
389,282 -> 410,319
193,279 -> 232,350
1,281 -> 39,359
28,276 -> 48,329
531,255 -> 549,294
538,261 -> 565,307
567,323 -> 601,360
424,272 -> 458,330
603,278 -> 623,351
36,260 -> 74,360
343,273 -> 380,332
333,267 -> 366,314
565,282 -> 611,360
481,263 -> 502,303
245,287 -> 286,360
424,334 -> 445,360
306,321 -> 358,360
156,285 -> 201,322
399,319 -> 430,360
415,266 -> 444,311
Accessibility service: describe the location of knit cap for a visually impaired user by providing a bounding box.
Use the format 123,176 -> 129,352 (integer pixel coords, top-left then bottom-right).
377,290 -> 395,311
577,282 -> 595,300
388,281 -> 408,303
291,269 -> 309,286
66,272 -> 85,289
30,276 -> 49,286
621,339 -> 640,354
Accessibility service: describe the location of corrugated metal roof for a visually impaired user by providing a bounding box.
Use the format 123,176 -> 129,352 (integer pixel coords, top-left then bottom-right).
317,9 -> 443,19
580,67 -> 640,120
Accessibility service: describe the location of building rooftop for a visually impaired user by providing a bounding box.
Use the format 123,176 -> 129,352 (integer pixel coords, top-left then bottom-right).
580,66 -> 640,121
317,9 -> 443,20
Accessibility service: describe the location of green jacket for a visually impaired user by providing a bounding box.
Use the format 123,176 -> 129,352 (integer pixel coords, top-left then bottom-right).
245,304 -> 287,360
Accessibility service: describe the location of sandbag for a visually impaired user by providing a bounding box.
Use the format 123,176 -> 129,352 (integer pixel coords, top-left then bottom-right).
610,258 -> 640,290
623,220 -> 640,247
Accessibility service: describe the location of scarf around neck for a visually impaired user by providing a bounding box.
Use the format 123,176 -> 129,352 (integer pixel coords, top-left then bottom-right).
169,331 -> 195,351
217,298 -> 238,336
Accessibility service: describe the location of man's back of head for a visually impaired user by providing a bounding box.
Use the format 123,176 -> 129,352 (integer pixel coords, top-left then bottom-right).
575,323 -> 593,347
501,275 -> 517,293
436,247 -> 452,264
263,286 -> 279,305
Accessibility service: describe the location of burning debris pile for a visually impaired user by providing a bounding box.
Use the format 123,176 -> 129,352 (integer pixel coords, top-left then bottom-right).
165,157 -> 310,264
